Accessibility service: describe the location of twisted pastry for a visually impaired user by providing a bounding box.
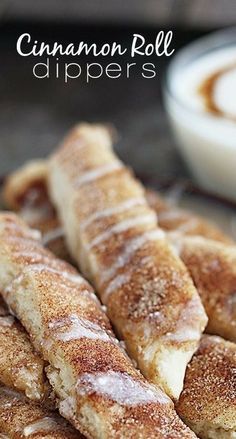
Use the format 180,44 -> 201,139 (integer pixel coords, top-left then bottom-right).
146,189 -> 233,244
169,235 -> 236,342
146,190 -> 236,341
49,123 -> 207,400
177,335 -> 236,439
0,298 -> 51,403
0,212 -> 195,438
0,265 -> 54,407
4,155 -> 235,342
0,386 -> 81,438
2,160 -> 69,261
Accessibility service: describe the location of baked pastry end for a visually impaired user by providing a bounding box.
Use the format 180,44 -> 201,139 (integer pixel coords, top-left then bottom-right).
177,335 -> 236,439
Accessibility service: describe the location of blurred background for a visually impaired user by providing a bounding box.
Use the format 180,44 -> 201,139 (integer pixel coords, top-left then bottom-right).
0,0 -> 236,180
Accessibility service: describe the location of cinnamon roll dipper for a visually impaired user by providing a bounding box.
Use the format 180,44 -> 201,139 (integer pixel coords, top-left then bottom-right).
49,123 -> 207,400
0,386 -> 81,438
4,152 -> 235,343
2,159 -> 232,255
0,299 -> 51,403
143,190 -> 236,341
169,235 -> 236,342
0,213 -> 196,438
177,335 -> 236,439
146,189 -> 232,245
0,293 -> 52,403
2,160 -> 69,261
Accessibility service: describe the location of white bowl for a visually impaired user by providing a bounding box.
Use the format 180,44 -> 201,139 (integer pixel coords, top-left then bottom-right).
164,28 -> 236,202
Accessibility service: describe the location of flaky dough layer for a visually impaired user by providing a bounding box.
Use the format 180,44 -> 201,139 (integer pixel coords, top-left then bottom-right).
0,386 -> 81,438
177,335 -> 236,439
49,123 -> 207,400
0,212 -> 195,439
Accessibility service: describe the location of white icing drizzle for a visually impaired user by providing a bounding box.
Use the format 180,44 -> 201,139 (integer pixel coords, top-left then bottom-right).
167,232 -> 184,256
0,316 -> 15,327
2,218 -> 90,302
103,256 -> 153,303
165,327 -> 201,343
48,314 -> 112,343
80,197 -> 146,230
6,235 -> 42,247
165,296 -> 202,344
13,262 -> 85,287
0,434 -> 9,439
101,229 -> 165,284
42,227 -> 64,246
5,256 -> 94,306
73,162 -> 123,188
23,416 -> 61,437
76,371 -> 169,406
159,210 -> 200,233
5,245 -> 98,315
2,223 -> 41,241
104,273 -> 131,301
87,212 -> 157,250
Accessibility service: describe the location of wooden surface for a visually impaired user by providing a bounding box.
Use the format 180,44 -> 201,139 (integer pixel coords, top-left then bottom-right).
3,0 -> 236,27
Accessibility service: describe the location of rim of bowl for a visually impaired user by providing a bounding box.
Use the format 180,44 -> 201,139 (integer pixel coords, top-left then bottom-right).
164,26 -> 236,121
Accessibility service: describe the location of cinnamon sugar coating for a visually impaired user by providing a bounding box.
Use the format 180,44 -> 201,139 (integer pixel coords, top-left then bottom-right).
177,335 -> 236,438
2,160 -> 48,211
146,189 -> 233,244
49,123 -> 207,401
171,235 -> 236,342
0,286 -> 51,403
2,160 -> 70,262
0,308 -> 51,403
0,386 -> 81,438
5,160 -> 235,343
0,212 -> 196,438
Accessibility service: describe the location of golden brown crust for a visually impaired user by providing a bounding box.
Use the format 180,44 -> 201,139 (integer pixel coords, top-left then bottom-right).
171,235 -> 236,342
0,212 -> 196,438
146,189 -> 233,245
0,311 -> 51,403
1,160 -> 71,261
146,190 -> 236,342
3,161 -> 232,265
177,335 -> 236,438
2,160 -> 48,211
49,123 -> 207,401
0,386 -> 81,438
0,292 -> 51,404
